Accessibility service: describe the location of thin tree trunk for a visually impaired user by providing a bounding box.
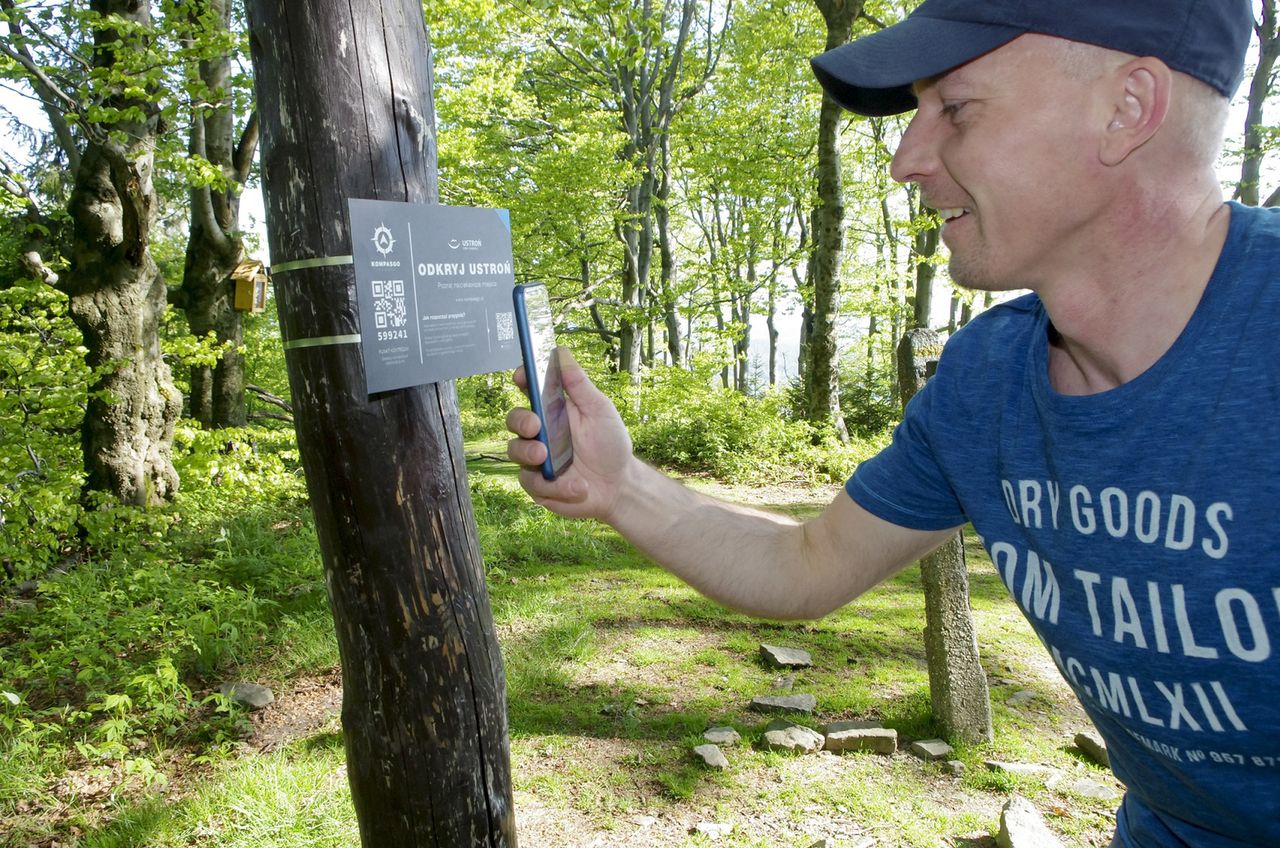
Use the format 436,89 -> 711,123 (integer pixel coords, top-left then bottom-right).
179,0 -> 259,428
246,0 -> 515,843
1236,0 -> 1278,206
656,132 -> 683,366
802,0 -> 860,441
912,223 -> 939,330
767,277 -> 778,386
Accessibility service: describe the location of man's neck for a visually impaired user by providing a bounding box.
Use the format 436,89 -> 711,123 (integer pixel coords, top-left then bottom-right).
1041,191 -> 1232,396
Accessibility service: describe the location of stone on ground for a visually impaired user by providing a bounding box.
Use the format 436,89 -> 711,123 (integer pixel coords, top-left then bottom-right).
219,681 -> 274,710
946,759 -> 966,775
750,693 -> 816,714
693,744 -> 730,769
703,726 -> 741,746
996,795 -> 1064,848
985,760 -> 1059,780
761,718 -> 824,754
1074,730 -> 1110,768
1005,689 -> 1037,707
909,738 -> 954,761
760,643 -> 813,668
693,821 -> 733,839
823,720 -> 897,754
1055,777 -> 1118,801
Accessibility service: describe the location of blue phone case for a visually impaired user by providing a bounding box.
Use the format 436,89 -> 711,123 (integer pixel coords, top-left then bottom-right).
513,284 -> 572,480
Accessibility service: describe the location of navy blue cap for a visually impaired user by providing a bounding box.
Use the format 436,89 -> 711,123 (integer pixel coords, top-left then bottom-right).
811,0 -> 1254,117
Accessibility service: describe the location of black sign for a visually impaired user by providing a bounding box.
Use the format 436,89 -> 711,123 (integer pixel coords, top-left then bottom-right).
348,199 -> 522,394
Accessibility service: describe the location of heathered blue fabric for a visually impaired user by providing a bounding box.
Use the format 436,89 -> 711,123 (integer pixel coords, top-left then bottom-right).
847,202 -> 1280,847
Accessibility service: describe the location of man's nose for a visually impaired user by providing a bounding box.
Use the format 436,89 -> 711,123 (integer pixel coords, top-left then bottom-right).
889,111 -> 936,185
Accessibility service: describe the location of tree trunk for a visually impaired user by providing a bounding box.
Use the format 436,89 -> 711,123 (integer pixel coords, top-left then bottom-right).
898,328 -> 993,745
179,0 -> 259,428
802,0 -> 860,441
246,1 -> 516,844
656,132 -> 684,367
766,277 -> 779,386
63,0 -> 180,507
734,249 -> 756,393
912,222 -> 939,330
617,183 -> 647,376
1236,0 -> 1278,206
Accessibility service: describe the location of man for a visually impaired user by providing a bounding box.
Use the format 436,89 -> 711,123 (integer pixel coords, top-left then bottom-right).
507,1 -> 1279,845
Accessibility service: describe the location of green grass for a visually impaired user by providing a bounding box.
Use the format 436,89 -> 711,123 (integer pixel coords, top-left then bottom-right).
0,439 -> 1119,847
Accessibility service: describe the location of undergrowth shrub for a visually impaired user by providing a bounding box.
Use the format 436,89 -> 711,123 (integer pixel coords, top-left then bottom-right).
0,281 -> 91,585
470,476 -> 619,573
458,373 -> 523,438
0,423 -> 319,806
613,364 -> 884,483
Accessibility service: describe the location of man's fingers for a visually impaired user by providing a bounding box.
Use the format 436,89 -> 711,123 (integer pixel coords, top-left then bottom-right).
505,407 -> 543,439
507,434 -> 546,467
518,468 -> 588,502
512,364 -> 528,391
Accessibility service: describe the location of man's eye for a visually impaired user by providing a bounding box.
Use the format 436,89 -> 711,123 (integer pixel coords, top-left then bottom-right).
941,101 -> 967,117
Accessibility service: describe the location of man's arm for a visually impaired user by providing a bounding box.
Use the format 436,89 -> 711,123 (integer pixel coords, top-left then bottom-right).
507,350 -> 959,620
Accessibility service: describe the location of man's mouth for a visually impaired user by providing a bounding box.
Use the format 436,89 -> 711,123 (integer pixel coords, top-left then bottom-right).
937,207 -> 972,222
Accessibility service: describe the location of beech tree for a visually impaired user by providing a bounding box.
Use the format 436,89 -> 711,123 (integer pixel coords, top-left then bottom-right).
1,0 -> 182,505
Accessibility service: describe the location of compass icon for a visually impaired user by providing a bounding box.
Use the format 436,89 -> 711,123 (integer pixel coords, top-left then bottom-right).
371,223 -> 396,256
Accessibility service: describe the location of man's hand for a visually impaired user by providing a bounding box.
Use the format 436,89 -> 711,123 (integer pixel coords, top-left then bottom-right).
507,349 -> 957,619
506,349 -> 634,521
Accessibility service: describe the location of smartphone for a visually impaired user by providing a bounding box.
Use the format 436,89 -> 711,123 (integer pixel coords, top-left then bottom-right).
513,283 -> 573,480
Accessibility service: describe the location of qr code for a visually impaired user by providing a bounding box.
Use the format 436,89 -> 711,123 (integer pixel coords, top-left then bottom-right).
371,280 -> 408,329
495,310 -> 515,341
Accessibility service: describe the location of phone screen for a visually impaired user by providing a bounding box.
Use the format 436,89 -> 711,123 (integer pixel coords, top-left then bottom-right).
514,284 -> 573,479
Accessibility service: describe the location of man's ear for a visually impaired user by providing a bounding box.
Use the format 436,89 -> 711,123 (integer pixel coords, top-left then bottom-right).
1100,57 -> 1171,166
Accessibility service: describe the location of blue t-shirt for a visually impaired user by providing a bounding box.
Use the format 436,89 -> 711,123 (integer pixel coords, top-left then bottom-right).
847,202 -> 1280,848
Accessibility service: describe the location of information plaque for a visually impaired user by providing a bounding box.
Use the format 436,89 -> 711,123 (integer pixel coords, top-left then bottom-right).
348,199 -> 522,394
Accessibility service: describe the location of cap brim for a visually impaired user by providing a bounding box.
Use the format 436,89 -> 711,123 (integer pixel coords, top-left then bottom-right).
811,16 -> 1024,116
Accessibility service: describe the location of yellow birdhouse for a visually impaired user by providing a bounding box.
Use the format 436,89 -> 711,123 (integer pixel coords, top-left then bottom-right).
232,259 -> 270,313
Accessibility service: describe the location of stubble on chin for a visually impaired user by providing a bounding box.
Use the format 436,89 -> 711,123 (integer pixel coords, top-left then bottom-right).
947,251 -> 1024,294
947,253 -> 992,292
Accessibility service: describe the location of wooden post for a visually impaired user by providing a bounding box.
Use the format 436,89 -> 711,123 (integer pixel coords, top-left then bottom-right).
898,329 -> 993,744
245,2 -> 516,844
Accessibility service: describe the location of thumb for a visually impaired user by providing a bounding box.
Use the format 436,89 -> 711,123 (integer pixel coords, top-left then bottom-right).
556,348 -> 610,413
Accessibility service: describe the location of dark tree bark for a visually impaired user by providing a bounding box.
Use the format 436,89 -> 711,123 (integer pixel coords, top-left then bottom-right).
246,1 -> 515,844
911,216 -> 939,330
766,274 -> 779,386
656,132 -> 683,367
63,0 -> 181,506
1235,0 -> 1278,207
177,0 -> 260,428
802,0 -> 860,441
